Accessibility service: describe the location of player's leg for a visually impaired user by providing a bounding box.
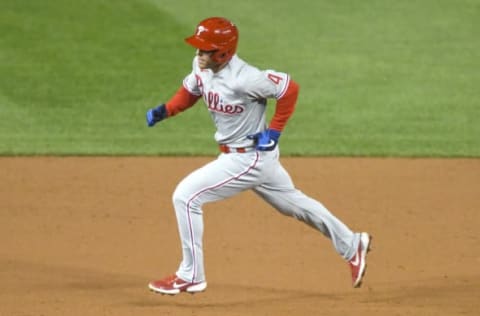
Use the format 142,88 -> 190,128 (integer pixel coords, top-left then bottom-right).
251,148 -> 359,259
166,152 -> 261,287
255,176 -> 371,287
251,149 -> 371,287
254,175 -> 360,260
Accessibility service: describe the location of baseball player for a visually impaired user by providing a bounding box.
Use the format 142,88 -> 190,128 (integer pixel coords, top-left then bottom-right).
146,17 -> 371,295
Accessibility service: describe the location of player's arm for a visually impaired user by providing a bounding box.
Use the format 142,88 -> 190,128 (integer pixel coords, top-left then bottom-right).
247,73 -> 299,151
269,79 -> 299,132
146,86 -> 201,127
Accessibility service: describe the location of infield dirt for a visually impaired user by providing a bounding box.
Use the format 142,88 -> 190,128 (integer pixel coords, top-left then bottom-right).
1,157 -> 479,316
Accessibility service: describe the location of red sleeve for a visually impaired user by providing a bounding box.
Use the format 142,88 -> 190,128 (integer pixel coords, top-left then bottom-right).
269,80 -> 299,132
165,86 -> 201,117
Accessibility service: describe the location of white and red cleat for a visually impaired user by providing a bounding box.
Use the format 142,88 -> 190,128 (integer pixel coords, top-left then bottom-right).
148,274 -> 207,295
349,232 -> 372,288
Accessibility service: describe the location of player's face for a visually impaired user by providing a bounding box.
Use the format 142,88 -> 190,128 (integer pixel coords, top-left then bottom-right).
196,50 -> 225,72
196,50 -> 215,69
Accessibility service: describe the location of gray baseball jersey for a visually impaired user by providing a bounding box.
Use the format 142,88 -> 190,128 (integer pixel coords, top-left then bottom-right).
183,54 -> 289,147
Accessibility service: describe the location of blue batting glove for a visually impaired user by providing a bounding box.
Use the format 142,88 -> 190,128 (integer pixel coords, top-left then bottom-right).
146,104 -> 168,127
247,129 -> 281,151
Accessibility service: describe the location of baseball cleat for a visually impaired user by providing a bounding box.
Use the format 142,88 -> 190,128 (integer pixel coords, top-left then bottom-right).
348,232 -> 372,288
148,274 -> 207,295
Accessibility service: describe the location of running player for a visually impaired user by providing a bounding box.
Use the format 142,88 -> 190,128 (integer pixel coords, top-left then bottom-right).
146,17 -> 371,295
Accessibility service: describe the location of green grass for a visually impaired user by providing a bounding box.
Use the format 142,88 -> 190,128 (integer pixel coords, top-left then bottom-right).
1,0 -> 479,156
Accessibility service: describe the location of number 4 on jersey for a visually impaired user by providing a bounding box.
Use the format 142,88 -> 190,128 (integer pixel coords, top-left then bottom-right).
267,73 -> 283,84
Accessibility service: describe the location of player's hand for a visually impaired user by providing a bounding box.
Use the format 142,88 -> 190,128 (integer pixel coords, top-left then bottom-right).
247,129 -> 281,151
146,104 -> 168,127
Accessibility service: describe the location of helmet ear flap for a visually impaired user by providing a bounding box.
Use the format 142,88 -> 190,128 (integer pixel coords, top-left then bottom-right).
213,50 -> 229,63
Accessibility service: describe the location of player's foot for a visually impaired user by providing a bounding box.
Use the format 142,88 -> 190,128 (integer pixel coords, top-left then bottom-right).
348,232 -> 372,288
148,274 -> 207,295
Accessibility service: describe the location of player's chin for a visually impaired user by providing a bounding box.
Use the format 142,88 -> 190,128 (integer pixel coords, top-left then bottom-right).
198,63 -> 210,70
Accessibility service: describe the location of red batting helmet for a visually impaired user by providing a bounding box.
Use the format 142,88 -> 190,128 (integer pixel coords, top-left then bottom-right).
185,17 -> 239,63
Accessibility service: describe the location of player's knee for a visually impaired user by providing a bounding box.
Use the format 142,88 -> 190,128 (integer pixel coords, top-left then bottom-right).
173,186 -> 205,215
172,187 -> 187,208
173,183 -> 198,206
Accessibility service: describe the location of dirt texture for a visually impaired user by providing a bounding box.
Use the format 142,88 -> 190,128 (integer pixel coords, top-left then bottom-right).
1,157 -> 479,316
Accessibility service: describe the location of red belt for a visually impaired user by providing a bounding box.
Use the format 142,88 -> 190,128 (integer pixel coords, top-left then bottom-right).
219,144 -> 249,153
